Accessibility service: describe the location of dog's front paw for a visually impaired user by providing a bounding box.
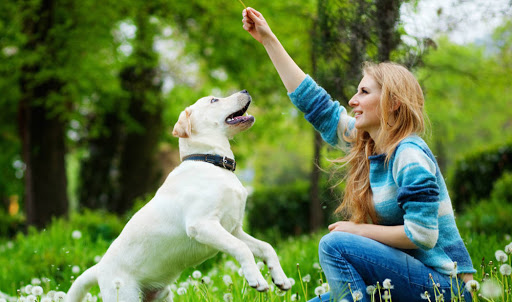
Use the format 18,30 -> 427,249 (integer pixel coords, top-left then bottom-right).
269,266 -> 292,291
245,270 -> 269,292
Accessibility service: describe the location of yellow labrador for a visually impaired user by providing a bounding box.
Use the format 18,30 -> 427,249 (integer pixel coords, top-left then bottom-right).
65,90 -> 291,302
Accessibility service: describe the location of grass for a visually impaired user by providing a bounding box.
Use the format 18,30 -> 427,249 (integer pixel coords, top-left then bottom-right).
0,210 -> 511,302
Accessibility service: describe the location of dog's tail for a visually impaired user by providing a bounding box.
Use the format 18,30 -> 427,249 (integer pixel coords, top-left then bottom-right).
65,265 -> 98,302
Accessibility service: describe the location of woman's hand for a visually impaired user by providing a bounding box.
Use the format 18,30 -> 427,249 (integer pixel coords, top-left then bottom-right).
328,221 -> 419,250
328,221 -> 364,236
242,7 -> 274,44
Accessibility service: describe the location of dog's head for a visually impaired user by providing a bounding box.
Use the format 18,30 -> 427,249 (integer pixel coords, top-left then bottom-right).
172,90 -> 255,139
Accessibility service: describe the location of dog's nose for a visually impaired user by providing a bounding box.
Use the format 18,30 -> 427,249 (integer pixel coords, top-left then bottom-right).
241,89 -> 249,94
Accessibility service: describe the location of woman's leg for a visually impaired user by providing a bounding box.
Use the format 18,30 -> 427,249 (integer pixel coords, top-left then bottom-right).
317,232 -> 471,302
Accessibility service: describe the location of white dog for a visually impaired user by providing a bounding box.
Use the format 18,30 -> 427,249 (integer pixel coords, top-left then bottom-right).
65,90 -> 291,302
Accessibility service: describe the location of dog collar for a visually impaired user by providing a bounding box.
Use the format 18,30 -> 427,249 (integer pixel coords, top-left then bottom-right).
182,154 -> 236,172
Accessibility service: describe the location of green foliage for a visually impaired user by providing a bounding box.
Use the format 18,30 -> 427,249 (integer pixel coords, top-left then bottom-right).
490,171 -> 512,203
247,180 -> 341,237
0,210 -> 124,293
450,141 -> 512,211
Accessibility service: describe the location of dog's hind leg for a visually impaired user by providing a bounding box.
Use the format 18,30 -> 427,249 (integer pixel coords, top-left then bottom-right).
232,227 -> 292,291
143,286 -> 173,302
187,220 -> 269,291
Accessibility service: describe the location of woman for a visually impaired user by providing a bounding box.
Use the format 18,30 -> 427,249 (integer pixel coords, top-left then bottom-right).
242,7 -> 476,302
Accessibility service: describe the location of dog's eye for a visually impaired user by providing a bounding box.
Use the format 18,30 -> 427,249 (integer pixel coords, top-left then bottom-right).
210,98 -> 219,103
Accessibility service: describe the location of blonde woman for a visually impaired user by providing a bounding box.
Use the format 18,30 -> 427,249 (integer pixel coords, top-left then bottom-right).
242,7 -> 475,302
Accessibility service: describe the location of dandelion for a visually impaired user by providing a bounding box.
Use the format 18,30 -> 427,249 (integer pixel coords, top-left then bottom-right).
192,270 -> 202,279
0,298 -> 6,302
31,278 -> 42,285
24,285 -> 33,295
41,298 -> 52,302
31,286 -> 44,296
113,278 -> 124,289
382,278 -> 394,289
72,230 -> 82,240
202,276 -> 212,285
223,293 -> 233,301
302,274 -> 311,283
26,295 -> 37,302
72,265 -> 80,274
276,289 -> 286,297
505,242 -> 512,254
222,275 -> 233,286
291,293 -> 299,301
382,290 -> 391,301
256,261 -> 265,270
480,280 -> 502,298
366,285 -> 376,295
288,277 -> 296,286
94,256 -> 102,263
495,250 -> 508,262
464,280 -> 480,293
313,263 -> 321,270
55,292 -> 67,302
420,291 -> 430,300
314,286 -> 326,296
352,290 -> 363,301
499,263 -> 512,275
322,282 -> 330,292
237,268 -> 243,276
176,287 -> 187,296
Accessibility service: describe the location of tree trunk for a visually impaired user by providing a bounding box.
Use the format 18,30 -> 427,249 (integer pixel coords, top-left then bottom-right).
375,0 -> 401,62
309,131 -> 325,232
19,0 -> 69,227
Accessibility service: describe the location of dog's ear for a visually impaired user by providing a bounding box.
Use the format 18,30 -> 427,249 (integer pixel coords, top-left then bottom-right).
172,108 -> 192,138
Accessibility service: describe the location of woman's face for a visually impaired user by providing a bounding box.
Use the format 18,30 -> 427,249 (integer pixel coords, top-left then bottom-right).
348,75 -> 382,138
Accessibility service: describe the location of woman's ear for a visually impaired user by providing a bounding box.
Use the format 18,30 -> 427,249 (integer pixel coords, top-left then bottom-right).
172,108 -> 192,138
390,95 -> 401,112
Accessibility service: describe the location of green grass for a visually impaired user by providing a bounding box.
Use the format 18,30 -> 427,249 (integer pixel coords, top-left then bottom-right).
0,209 -> 511,302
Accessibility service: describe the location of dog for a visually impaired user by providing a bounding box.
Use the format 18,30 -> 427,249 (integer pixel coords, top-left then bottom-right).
65,90 -> 291,302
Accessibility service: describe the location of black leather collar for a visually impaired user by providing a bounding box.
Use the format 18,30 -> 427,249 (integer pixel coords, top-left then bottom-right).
182,154 -> 236,172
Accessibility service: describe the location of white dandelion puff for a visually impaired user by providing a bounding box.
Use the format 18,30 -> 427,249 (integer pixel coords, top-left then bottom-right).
238,268 -> 243,277
480,280 -> 502,298
314,286 -> 326,296
31,278 -> 42,285
24,285 -> 33,295
202,276 -> 212,285
291,293 -> 299,301
382,290 -> 391,301
113,278 -> 124,289
313,263 -> 321,270
72,265 -> 81,274
94,256 -> 102,263
192,270 -> 202,279
222,275 -> 233,286
352,290 -> 363,301
41,298 -> 52,302
26,295 -> 37,302
495,250 -> 508,262
499,264 -> 512,276
0,298 -> 7,302
366,285 -> 376,295
382,278 -> 394,289
223,293 -> 233,301
465,280 -> 480,292
302,274 -> 311,283
31,286 -> 43,296
505,243 -> 512,254
288,277 -> 296,286
275,289 -> 286,296
72,230 -> 82,240
322,282 -> 330,292
176,287 -> 187,296
54,292 -> 66,301
420,291 -> 431,300
256,261 -> 265,270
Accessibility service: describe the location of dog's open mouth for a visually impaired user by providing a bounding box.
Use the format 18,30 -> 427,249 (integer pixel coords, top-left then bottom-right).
225,101 -> 255,125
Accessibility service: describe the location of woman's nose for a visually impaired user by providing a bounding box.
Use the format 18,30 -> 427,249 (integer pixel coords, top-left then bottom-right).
348,96 -> 358,107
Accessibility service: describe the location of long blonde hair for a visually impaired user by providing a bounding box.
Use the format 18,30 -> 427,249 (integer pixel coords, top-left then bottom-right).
334,61 -> 426,223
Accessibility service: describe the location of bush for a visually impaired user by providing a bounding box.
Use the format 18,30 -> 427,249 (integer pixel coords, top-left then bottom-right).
456,172 -> 512,237
450,141 -> 512,210
247,180 -> 340,237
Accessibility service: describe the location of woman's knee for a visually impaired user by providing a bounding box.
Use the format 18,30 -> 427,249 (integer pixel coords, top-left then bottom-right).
318,231 -> 363,260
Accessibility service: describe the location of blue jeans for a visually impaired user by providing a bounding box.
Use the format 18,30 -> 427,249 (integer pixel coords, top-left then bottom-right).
308,232 -> 472,302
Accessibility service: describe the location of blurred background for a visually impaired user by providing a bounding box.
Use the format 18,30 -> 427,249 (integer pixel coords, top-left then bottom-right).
0,0 -> 511,238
